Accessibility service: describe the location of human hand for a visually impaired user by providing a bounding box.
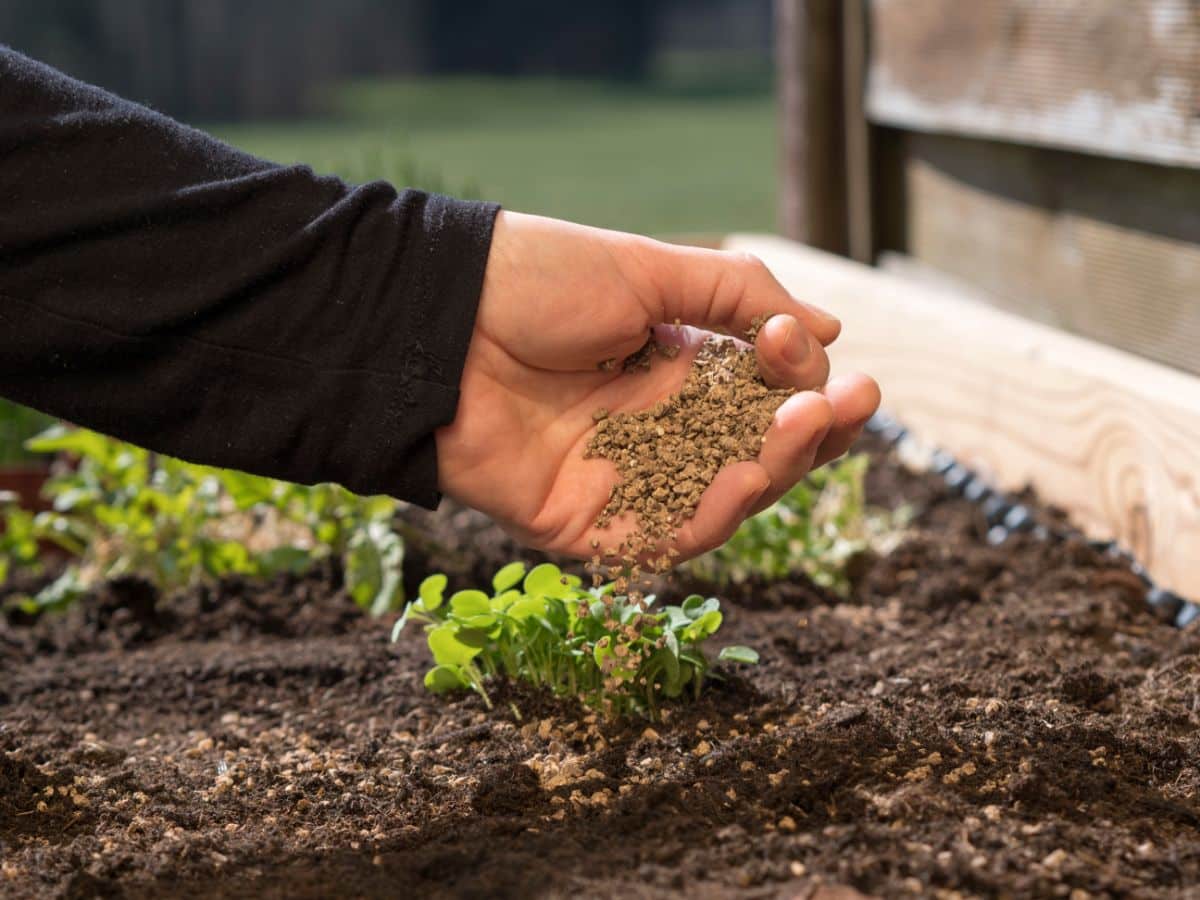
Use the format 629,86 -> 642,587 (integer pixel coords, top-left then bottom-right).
435,211 -> 881,561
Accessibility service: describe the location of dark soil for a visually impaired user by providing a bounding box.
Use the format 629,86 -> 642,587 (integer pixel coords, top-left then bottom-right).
3,440 -> 1199,899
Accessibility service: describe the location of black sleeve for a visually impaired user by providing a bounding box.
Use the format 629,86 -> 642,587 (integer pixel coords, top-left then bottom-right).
0,47 -> 499,509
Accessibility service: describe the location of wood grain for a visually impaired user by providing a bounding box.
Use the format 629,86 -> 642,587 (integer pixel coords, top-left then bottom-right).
866,0 -> 1200,169
842,0 -> 873,264
893,132 -> 1200,377
724,233 -> 1200,599
775,0 -> 847,252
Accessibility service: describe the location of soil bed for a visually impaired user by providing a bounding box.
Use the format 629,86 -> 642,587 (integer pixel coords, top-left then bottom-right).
2,438 -> 1198,899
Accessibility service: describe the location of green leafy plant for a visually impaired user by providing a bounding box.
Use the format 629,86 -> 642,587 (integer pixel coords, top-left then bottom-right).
687,453 -> 908,594
393,561 -> 758,718
2,425 -> 405,616
0,493 -> 40,587
210,469 -> 405,617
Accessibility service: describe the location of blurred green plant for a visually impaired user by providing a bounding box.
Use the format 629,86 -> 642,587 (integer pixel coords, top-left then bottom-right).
1,425 -> 405,616
687,454 -> 908,595
0,400 -> 55,465
393,561 -> 757,719
0,494 -> 39,586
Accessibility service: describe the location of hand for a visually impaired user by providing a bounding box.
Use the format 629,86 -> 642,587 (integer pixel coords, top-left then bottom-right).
435,211 -> 881,561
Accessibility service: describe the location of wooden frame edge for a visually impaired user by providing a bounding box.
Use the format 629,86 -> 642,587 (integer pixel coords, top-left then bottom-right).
724,233 -> 1200,598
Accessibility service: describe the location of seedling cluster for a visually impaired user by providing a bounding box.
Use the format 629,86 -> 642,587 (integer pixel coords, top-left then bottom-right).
0,496 -> 38,586
2,340 -> 891,723
1,425 -> 406,616
688,453 -> 907,594
392,561 -> 757,718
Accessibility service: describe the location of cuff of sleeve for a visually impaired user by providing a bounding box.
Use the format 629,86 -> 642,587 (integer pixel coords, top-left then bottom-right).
364,194 -> 500,509
328,374 -> 465,510
420,193 -> 501,403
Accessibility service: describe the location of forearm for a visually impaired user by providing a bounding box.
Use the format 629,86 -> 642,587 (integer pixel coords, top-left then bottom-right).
0,47 -> 498,506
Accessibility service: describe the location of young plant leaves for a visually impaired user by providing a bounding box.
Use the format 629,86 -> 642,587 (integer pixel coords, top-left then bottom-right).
424,664 -> 468,693
524,563 -> 573,599
418,574 -> 448,610
391,562 -> 761,719
718,645 -> 760,664
492,561 -> 526,594
428,624 -> 485,667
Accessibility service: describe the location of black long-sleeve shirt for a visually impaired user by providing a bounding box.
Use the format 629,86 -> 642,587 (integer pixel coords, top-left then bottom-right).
0,47 -> 499,508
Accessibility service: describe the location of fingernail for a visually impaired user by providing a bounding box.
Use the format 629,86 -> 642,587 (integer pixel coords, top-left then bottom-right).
782,319 -> 810,367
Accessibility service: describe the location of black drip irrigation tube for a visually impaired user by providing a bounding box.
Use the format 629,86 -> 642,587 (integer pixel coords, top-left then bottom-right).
863,412 -> 1199,629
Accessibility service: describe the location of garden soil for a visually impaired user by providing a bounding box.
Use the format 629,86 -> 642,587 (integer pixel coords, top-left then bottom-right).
3,438 -> 1199,899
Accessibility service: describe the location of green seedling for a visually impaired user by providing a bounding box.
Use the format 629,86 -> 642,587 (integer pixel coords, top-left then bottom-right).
0,494 -> 39,587
2,425 -> 406,616
687,453 -> 908,595
393,561 -> 758,718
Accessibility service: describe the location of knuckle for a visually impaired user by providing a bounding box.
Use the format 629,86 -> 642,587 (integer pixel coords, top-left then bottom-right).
708,264 -> 742,322
733,250 -> 766,274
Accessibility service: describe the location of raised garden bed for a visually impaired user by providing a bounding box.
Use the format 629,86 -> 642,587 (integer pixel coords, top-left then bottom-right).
3,436 -> 1197,899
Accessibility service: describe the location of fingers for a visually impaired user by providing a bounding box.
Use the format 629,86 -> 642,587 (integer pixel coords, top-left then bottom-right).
688,377 -> 878,528
813,372 -> 881,467
640,242 -> 841,346
674,461 -> 771,561
684,391 -> 834,552
747,391 -> 835,515
754,313 -> 831,391
551,375 -> 879,563
746,376 -> 879,518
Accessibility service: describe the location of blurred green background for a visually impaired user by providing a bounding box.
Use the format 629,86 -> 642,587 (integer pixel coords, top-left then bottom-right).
216,66 -> 776,236
3,0 -> 777,236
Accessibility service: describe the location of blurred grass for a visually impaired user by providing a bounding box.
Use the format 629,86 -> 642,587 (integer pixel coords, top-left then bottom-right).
213,73 -> 777,236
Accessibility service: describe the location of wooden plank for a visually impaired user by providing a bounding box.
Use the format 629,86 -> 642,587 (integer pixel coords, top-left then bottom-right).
842,0 -> 873,264
894,132 -> 1200,377
865,0 -> 1200,169
775,0 -> 847,252
724,232 -> 1200,599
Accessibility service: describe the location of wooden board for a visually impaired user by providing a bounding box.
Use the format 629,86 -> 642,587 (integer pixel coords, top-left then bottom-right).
866,0 -> 1200,169
775,0 -> 847,252
724,233 -> 1200,599
841,0 -> 873,264
886,132 -> 1200,377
